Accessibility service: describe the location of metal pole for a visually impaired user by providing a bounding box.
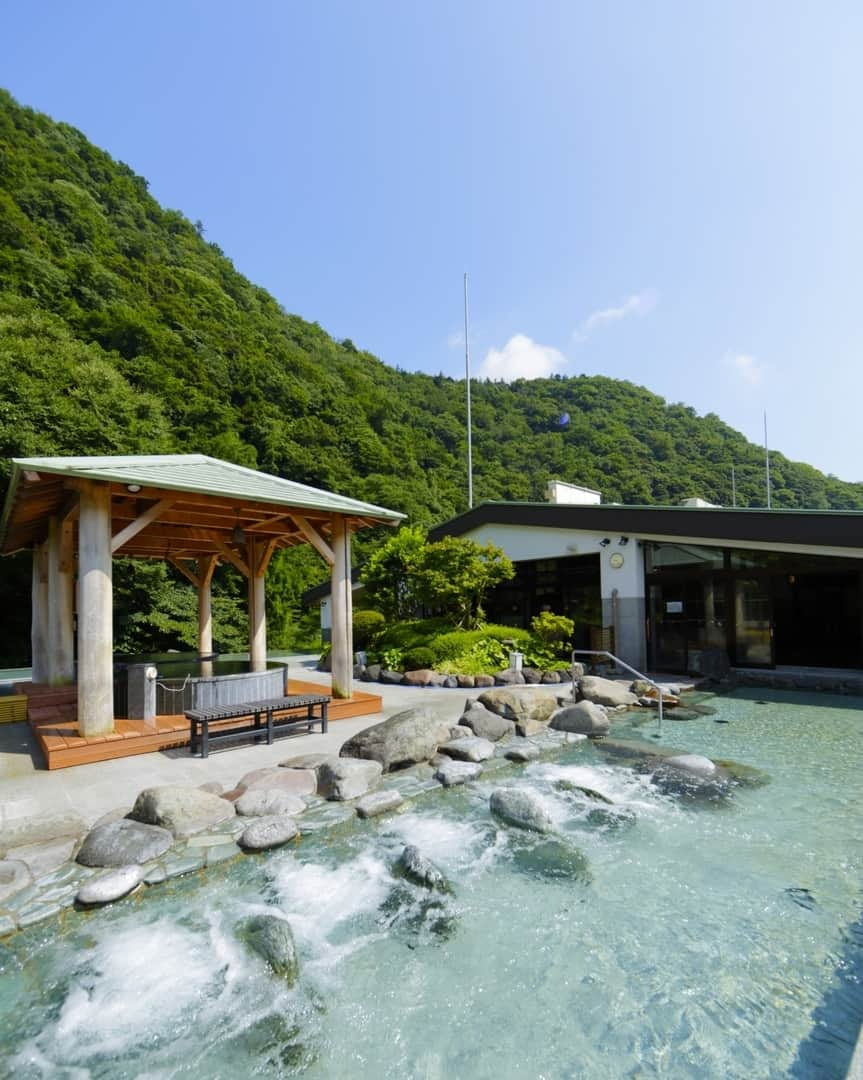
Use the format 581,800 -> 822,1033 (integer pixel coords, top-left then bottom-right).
731,466 -> 736,508
764,411 -> 771,509
464,272 -> 473,510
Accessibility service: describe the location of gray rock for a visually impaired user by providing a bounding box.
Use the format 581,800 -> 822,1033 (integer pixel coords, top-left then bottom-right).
90,806 -> 132,830
474,674 -> 495,688
504,744 -> 541,763
318,757 -> 383,800
355,790 -> 404,818
456,674 -> 475,688
651,754 -> 732,800
578,675 -> 639,708
278,753 -> 334,770
0,860 -> 32,903
540,671 -> 561,684
478,688 -> 559,736
442,676 -> 459,689
379,669 -> 405,685
394,845 -> 452,893
129,786 -> 236,837
554,779 -> 614,803
401,668 -> 437,687
361,663 -> 382,682
448,724 -> 474,739
439,736 -> 495,763
549,700 -> 610,736
521,667 -> 542,684
77,819 -> 174,868
495,669 -> 526,686
235,790 -> 307,818
664,753 -> 718,778
460,704 -> 516,742
0,812 -> 88,857
435,760 -> 482,787
6,837 -> 77,879
510,837 -> 592,883
489,788 -> 554,833
339,706 -> 454,772
239,815 -> 300,850
76,865 -> 143,906
241,913 -> 300,984
237,766 -> 317,796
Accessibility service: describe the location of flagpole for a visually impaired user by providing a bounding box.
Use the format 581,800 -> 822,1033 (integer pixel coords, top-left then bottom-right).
764,411 -> 771,509
464,272 -> 473,509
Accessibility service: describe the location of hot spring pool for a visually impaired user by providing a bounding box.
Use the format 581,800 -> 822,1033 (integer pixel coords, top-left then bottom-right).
1,688 -> 862,1078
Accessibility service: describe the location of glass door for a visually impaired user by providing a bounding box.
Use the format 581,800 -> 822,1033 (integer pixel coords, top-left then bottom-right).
733,578 -> 773,666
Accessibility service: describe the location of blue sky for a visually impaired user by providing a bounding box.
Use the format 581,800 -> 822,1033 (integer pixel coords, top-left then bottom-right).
3,2 -> 862,481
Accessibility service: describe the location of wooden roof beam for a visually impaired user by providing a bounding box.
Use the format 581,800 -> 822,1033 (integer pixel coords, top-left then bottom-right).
111,499 -> 177,554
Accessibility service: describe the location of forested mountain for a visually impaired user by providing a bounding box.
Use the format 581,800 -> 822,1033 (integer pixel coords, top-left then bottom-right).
0,89 -> 860,662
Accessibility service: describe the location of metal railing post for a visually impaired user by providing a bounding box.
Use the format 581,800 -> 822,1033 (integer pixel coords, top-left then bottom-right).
572,648 -> 665,737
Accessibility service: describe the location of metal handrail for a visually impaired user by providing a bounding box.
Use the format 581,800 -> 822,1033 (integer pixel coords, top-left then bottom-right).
571,648 -> 666,735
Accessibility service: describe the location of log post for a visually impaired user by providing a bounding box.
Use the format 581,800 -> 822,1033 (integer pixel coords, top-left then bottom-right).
77,481 -> 114,736
47,516 -> 75,685
247,538 -> 267,672
330,515 -> 353,699
30,541 -> 49,685
197,554 -> 217,677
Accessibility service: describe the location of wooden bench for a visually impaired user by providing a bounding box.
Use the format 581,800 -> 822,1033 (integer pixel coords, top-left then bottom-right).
186,694 -> 329,758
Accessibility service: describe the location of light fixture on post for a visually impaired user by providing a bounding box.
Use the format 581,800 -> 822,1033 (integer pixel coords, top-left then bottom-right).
126,483 -> 142,494
231,513 -> 246,546
599,537 -> 611,547
618,536 -> 629,546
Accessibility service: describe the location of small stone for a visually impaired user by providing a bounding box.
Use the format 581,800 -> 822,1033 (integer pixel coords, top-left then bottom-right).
0,860 -> 32,904
442,676 -> 459,689
379,669 -> 405,684
438,736 -> 495,763
521,667 -> 542,684
402,669 -> 438,687
394,845 -> 452,893
448,724 -> 474,740
76,865 -> 144,906
504,745 -> 541,763
495,670 -> 526,686
318,758 -> 383,801
473,674 -> 495,687
235,790 -> 307,818
435,760 -> 482,787
239,816 -> 300,851
241,913 -> 300,984
355,791 -> 404,819
456,674 -> 475,688
540,671 -> 561,684
236,767 -> 316,797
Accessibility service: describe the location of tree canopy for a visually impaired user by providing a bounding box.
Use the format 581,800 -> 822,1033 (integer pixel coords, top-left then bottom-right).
1,88 -> 861,663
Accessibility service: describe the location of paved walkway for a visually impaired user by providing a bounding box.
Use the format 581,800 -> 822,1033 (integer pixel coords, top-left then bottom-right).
0,656 -> 520,831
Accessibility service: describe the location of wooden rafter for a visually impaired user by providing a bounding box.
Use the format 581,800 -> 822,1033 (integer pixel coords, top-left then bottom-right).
111,498 -> 176,554
290,514 -> 334,566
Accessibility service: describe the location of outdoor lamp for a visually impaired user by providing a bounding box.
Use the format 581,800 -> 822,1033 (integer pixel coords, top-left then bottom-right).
599,538 -> 611,547
619,536 -> 629,546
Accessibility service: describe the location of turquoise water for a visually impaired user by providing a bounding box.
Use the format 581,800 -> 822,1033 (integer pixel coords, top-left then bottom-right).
1,689 -> 862,1078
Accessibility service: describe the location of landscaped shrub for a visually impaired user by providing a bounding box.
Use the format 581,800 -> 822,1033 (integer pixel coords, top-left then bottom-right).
530,612 -> 574,649
353,609 -> 386,650
402,646 -> 435,671
376,617 -> 455,654
430,625 -> 531,664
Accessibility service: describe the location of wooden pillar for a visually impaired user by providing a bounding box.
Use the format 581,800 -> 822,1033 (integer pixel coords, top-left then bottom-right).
47,516 -> 75,685
247,538 -> 267,672
197,555 -> 217,677
77,481 -> 114,736
330,515 -> 353,699
30,541 -> 49,685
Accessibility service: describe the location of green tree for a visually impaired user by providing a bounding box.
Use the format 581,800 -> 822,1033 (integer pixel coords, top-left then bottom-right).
414,537 -> 514,629
362,525 -> 427,622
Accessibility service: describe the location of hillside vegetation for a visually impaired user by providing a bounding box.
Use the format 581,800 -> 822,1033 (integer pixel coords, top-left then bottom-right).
0,89 -> 860,662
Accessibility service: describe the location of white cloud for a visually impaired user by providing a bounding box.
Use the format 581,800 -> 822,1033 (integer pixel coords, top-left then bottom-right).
725,352 -> 765,386
573,289 -> 658,342
478,334 -> 567,381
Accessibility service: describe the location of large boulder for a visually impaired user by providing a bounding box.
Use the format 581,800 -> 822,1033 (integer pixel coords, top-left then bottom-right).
438,736 -> 495,763
478,688 -> 559,736
318,758 -> 383,800
459,703 -> 516,742
129,785 -> 236,837
578,676 -> 639,708
339,707 -> 454,772
489,788 -> 554,833
241,914 -> 300,984
651,754 -> 732,800
77,819 -> 174,868
549,700 -> 610,737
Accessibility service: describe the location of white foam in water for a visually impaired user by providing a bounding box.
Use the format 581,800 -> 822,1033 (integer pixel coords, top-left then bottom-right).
382,811 -> 491,874
528,761 -> 672,820
28,921 -> 221,1067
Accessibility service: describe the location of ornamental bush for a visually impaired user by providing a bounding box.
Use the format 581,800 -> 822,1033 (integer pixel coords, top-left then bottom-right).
352,609 -> 386,649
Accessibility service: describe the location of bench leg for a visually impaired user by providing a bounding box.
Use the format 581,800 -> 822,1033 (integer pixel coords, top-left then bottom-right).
201,721 -> 209,759
321,701 -> 328,733
253,709 -> 262,743
267,709 -> 274,745
190,718 -> 198,756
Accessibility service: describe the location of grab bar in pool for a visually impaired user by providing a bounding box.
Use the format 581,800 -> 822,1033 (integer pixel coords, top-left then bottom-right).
571,649 -> 665,736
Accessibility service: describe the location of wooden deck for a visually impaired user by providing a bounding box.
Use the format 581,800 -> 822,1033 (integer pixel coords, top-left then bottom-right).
17,679 -> 383,771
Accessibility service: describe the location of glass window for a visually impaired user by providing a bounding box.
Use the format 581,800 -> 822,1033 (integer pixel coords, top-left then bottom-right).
646,543 -> 725,572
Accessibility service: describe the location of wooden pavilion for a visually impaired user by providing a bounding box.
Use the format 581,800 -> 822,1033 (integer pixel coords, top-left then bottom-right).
0,455 -> 404,761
